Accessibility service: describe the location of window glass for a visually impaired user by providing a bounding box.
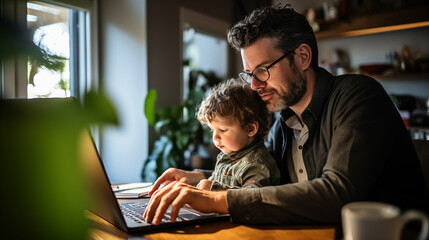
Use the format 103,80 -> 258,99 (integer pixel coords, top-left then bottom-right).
27,1 -> 88,98
182,26 -> 228,98
27,1 -> 69,98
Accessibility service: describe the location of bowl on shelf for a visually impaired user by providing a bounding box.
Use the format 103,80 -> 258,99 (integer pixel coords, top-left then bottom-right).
359,63 -> 393,76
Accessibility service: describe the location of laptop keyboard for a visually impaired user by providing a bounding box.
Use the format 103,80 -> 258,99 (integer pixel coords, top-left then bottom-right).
120,201 -> 148,223
120,201 -> 194,224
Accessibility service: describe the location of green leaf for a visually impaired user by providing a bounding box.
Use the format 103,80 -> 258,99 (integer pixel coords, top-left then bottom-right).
176,133 -> 190,151
144,89 -> 157,126
83,90 -> 119,125
155,119 -> 170,133
171,105 -> 184,119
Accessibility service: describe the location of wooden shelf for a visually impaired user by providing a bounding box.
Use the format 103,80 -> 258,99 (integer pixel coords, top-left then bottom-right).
409,126 -> 429,131
371,73 -> 429,81
315,5 -> 429,40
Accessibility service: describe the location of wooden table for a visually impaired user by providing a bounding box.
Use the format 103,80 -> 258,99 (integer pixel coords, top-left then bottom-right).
87,211 -> 337,240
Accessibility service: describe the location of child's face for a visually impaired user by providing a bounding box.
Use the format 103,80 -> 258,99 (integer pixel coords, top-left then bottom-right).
207,119 -> 256,154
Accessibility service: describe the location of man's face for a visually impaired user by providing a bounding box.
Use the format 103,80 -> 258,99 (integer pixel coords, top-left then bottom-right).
240,38 -> 306,112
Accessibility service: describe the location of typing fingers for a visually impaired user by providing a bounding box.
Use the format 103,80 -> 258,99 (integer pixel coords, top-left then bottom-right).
152,187 -> 182,225
149,175 -> 167,195
169,189 -> 191,223
143,182 -> 174,222
149,168 -> 178,195
197,179 -> 212,190
142,194 -> 156,222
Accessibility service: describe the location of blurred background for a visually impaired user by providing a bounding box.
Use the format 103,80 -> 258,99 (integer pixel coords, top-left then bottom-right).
1,0 -> 428,185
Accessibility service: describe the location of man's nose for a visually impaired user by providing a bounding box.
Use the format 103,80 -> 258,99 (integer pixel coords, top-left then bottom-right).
251,77 -> 267,91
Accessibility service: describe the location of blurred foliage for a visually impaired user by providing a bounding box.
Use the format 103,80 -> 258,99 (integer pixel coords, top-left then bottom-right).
28,46 -> 68,85
0,16 -> 39,62
0,91 -> 118,240
1,3 -> 119,237
57,78 -> 69,94
0,4 -> 67,86
1,17 -> 65,67
141,69 -> 221,182
141,88 -> 205,182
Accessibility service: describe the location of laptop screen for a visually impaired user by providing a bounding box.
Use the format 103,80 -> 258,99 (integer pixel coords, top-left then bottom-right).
78,129 -> 129,231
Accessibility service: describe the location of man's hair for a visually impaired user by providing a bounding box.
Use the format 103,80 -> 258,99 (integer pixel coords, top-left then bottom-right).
196,78 -> 270,140
227,4 -> 319,69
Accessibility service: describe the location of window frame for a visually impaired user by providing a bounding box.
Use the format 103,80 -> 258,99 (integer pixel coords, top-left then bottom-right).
0,0 -> 98,100
1,0 -> 28,98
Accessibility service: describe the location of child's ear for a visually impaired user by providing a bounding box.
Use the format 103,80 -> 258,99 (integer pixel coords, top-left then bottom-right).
247,121 -> 259,137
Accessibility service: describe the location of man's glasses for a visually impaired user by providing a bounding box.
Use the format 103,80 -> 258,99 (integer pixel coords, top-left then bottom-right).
239,49 -> 294,84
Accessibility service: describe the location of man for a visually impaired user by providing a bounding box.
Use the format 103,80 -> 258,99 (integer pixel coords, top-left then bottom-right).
143,4 -> 428,225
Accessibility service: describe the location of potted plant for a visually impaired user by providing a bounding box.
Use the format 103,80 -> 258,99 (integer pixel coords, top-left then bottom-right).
141,69 -> 221,182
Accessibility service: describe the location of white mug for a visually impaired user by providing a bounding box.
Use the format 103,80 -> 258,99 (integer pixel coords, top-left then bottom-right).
342,201 -> 429,240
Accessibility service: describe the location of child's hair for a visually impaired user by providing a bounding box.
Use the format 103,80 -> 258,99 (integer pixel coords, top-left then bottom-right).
196,78 -> 270,140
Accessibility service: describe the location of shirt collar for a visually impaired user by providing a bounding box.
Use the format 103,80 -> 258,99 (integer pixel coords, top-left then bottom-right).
280,67 -> 334,124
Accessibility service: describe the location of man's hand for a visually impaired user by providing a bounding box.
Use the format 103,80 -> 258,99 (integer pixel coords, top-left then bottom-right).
143,181 -> 228,225
196,179 -> 213,190
148,168 -> 206,195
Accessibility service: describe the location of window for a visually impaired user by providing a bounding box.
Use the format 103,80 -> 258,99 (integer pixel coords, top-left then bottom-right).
180,7 -> 229,100
1,0 -> 96,100
27,2 -> 71,98
27,1 -> 94,99
0,0 -> 100,149
182,26 -> 228,97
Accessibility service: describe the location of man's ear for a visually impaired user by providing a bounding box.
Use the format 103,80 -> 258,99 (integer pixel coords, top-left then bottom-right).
247,121 -> 259,137
296,43 -> 312,71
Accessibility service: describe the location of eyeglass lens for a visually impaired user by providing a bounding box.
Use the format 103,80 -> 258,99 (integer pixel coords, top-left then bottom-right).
239,67 -> 270,83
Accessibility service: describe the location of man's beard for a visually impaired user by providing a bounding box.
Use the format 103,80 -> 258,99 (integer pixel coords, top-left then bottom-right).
266,64 -> 307,112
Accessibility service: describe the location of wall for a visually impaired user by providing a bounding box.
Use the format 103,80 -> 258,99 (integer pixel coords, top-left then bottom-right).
98,0 -> 148,182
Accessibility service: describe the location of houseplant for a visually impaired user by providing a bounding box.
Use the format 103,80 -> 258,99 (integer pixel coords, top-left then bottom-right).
141,69 -> 221,182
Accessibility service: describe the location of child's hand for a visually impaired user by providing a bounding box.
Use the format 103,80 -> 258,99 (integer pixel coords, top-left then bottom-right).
196,179 -> 213,190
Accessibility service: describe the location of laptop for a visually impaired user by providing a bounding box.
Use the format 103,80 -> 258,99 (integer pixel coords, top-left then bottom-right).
78,128 -> 229,233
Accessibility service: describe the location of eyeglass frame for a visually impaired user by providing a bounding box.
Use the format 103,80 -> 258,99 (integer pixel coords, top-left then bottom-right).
239,49 -> 295,84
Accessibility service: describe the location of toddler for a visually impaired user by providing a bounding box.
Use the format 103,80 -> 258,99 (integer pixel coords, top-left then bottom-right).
196,78 -> 280,190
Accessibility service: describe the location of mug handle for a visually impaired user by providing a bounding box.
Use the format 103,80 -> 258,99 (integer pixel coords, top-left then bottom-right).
401,210 -> 429,240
